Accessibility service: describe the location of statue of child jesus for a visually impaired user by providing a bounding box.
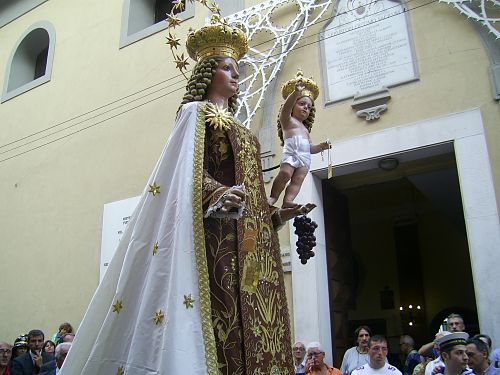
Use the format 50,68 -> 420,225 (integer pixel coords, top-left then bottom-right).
268,71 -> 330,208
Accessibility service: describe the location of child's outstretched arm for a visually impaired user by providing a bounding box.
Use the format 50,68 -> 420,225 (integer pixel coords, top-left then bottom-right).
279,81 -> 305,129
310,140 -> 331,154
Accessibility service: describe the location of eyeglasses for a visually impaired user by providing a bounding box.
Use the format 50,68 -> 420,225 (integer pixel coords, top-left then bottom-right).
0,349 -> 12,355
307,352 -> 324,358
293,347 -> 305,351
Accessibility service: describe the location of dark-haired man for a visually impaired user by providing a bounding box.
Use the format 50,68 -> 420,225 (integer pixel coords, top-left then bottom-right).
435,332 -> 469,375
466,337 -> 500,375
341,326 -> 372,375
11,330 -> 53,375
351,335 -> 401,375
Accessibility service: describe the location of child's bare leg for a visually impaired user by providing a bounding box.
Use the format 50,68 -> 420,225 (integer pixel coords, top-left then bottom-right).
282,166 -> 308,207
268,164 -> 295,205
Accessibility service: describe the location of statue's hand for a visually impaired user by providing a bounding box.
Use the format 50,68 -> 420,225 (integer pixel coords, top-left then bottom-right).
279,203 -> 316,222
295,81 -> 305,92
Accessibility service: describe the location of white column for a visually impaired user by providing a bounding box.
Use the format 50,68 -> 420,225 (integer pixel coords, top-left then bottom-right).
290,173 -> 333,364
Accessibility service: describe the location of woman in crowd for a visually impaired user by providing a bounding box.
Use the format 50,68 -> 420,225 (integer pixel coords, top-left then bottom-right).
42,340 -> 56,355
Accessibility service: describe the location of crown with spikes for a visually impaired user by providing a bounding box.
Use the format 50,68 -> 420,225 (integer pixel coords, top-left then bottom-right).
281,70 -> 320,101
186,14 -> 248,62
166,0 -> 248,79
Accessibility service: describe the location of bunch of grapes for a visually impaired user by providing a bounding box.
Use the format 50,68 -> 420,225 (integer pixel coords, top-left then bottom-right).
293,215 -> 318,264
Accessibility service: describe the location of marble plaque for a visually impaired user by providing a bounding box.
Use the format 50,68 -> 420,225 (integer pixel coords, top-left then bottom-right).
321,0 -> 418,102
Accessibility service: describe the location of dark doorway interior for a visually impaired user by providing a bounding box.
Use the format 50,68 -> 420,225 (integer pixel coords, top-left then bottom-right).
322,151 -> 478,367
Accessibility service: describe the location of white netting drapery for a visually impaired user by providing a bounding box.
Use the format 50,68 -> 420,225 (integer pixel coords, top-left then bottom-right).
225,0 -> 334,128
439,0 -> 499,39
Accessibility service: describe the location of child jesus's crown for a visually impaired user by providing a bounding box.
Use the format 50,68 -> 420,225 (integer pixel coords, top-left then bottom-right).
281,70 -> 319,101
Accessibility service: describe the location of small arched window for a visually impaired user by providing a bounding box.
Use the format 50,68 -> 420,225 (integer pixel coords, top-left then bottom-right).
120,0 -> 194,48
2,21 -> 56,103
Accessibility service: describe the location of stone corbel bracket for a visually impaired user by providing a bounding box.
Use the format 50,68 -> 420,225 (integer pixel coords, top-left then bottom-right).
351,87 -> 391,121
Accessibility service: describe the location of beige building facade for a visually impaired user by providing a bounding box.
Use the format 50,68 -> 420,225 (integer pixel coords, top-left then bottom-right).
1,0 -> 499,363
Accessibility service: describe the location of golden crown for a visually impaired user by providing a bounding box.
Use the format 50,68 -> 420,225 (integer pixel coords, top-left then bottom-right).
281,70 -> 320,101
186,14 -> 248,62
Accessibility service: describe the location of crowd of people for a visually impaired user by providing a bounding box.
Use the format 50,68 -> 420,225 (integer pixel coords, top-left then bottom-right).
293,314 -> 500,375
2,314 -> 499,375
0,323 -> 74,375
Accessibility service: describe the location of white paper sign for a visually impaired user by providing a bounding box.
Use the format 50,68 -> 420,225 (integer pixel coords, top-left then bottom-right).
100,196 -> 140,281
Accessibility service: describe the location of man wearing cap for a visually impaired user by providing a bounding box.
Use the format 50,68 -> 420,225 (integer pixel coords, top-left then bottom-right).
11,336 -> 28,360
306,342 -> 342,375
351,335 -> 402,375
466,337 -> 500,375
424,331 -> 453,375
434,332 -> 469,375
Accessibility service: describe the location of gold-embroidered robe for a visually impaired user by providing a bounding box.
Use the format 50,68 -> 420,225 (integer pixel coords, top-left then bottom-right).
199,103 -> 294,375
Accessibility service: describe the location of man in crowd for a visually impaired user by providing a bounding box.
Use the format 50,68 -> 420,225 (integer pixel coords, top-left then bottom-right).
424,331 -> 452,375
39,343 -> 71,375
294,341 -> 307,375
399,335 -> 421,375
435,332 -> 469,375
11,330 -> 53,375
466,337 -> 500,375
446,314 -> 465,333
306,342 -> 342,375
341,326 -> 372,375
351,335 -> 401,375
0,342 -> 12,375
419,314 -> 466,358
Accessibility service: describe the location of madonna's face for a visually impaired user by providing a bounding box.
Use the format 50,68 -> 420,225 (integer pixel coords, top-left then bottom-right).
210,57 -> 240,99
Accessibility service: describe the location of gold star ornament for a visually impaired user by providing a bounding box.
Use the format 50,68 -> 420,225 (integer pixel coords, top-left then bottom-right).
172,0 -> 185,11
112,299 -> 123,314
166,32 -> 181,49
204,103 -> 232,130
209,2 -> 221,14
166,13 -> 182,28
153,310 -> 165,325
183,294 -> 195,309
148,183 -> 160,196
174,53 -> 189,71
